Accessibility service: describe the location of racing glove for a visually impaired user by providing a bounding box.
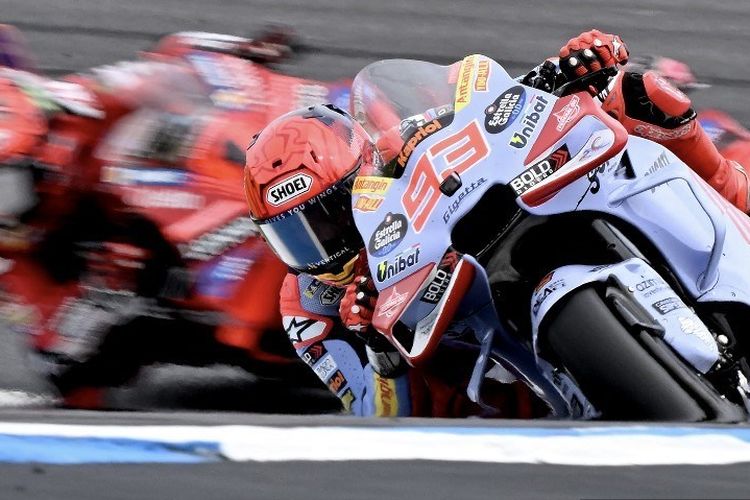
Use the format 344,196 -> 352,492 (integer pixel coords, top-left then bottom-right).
559,29 -> 629,78
339,275 -> 378,333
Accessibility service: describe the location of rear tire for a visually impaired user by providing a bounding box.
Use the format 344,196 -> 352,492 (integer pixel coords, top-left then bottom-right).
543,286 -> 707,421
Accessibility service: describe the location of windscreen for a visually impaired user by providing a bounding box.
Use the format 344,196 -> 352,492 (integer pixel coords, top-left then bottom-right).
351,59 -> 458,177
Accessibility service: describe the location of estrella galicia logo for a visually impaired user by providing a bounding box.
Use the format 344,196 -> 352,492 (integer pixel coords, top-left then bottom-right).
376,245 -> 421,282
368,213 -> 408,257
484,85 -> 525,134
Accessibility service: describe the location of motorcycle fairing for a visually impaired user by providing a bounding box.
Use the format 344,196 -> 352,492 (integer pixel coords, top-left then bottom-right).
355,56 -> 625,326
524,135 -> 750,308
530,258 -> 720,374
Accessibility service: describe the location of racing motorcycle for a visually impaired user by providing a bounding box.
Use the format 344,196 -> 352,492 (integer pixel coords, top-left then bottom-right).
350,54 -> 750,421
0,26 -> 347,408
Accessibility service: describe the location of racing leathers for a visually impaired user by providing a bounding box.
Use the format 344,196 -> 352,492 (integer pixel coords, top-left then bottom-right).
279,272 -> 537,417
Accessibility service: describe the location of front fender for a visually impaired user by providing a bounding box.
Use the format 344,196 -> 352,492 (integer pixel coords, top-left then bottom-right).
531,258 -> 720,373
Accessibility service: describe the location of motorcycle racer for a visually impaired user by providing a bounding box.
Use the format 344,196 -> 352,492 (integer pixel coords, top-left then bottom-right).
245,29 -> 750,417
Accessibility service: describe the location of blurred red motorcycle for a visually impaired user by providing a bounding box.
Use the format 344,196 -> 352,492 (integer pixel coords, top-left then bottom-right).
0,25 -> 349,409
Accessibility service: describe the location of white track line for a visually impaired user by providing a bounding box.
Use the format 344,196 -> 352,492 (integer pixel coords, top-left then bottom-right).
0,423 -> 749,465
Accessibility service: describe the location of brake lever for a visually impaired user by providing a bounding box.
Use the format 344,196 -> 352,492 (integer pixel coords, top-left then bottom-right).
553,66 -> 618,97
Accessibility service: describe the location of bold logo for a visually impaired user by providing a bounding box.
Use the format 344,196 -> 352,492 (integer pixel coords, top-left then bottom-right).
420,268 -> 452,304
352,176 -> 393,195
508,95 -> 550,149
442,177 -> 487,223
474,60 -> 490,91
509,145 -> 569,196
454,55 -> 477,112
377,287 -> 409,318
376,245 -> 421,282
353,195 -> 384,212
283,316 -> 328,344
553,95 -> 581,132
368,213 -> 408,257
266,173 -> 313,207
484,86 -> 525,134
397,118 -> 444,168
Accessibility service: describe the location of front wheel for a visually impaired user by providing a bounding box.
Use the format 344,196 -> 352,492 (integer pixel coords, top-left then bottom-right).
541,286 -> 743,421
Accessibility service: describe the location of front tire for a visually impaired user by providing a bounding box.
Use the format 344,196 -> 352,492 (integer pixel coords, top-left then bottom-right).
542,286 -> 709,421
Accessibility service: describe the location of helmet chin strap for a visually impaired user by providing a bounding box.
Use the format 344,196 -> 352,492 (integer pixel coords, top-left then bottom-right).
315,252 -> 362,287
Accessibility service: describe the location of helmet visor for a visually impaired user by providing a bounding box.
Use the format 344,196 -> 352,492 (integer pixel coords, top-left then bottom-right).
254,171 -> 363,275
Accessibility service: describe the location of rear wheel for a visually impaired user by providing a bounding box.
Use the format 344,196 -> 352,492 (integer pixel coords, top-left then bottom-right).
542,286 -> 741,421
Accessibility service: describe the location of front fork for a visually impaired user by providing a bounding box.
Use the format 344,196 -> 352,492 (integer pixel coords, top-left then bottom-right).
460,255 -> 590,418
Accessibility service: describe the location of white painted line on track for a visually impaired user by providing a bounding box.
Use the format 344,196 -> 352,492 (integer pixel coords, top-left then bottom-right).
1,422 -> 750,465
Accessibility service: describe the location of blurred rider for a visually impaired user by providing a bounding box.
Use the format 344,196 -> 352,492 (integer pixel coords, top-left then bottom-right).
244,30 -> 749,417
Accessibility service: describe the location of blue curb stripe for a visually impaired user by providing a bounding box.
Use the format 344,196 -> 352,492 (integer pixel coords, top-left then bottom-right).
0,435 -> 223,464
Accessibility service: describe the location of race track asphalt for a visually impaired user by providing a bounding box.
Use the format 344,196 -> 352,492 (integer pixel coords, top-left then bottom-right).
1,0 -> 749,498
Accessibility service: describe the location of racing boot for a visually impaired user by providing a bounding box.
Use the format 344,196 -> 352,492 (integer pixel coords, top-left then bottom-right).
602,70 -> 750,212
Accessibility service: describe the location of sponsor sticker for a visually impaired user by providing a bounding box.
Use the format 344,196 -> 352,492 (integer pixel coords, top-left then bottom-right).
396,118 -> 445,169
368,213 -> 408,257
374,374 -> 398,416
327,370 -> 347,394
645,151 -> 671,176
377,287 -> 409,319
352,176 -> 393,195
474,59 -> 490,92
484,86 -> 526,134
301,343 -> 328,366
420,268 -> 452,304
340,388 -> 355,410
553,95 -> 581,132
508,95 -> 550,149
532,278 -> 565,315
319,285 -> 345,306
353,195 -> 384,212
652,297 -> 685,315
313,353 -> 338,380
442,177 -> 487,223
509,145 -> 569,196
454,55 -> 477,112
266,173 -> 313,207
633,122 -> 693,141
376,245 -> 421,282
303,279 -> 322,299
